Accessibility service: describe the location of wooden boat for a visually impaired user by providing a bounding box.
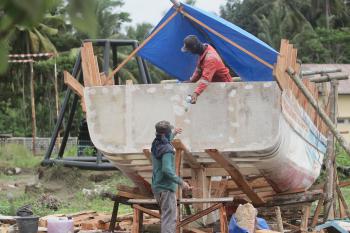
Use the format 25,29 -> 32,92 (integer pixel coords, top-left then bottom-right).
84,79 -> 327,197
63,2 -> 330,202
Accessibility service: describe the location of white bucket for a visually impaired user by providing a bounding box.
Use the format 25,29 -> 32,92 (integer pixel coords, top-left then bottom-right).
47,217 -> 74,233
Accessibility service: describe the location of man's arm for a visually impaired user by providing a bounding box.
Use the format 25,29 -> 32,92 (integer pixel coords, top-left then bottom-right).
189,67 -> 201,82
192,59 -> 217,101
161,153 -> 183,185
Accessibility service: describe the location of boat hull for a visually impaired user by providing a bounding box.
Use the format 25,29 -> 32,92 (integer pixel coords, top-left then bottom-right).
84,82 -> 326,193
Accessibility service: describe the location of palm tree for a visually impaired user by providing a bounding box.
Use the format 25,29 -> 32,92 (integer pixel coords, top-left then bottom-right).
9,16 -> 58,154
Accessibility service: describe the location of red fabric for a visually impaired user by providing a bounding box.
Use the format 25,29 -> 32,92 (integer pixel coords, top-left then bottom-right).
190,44 -> 232,95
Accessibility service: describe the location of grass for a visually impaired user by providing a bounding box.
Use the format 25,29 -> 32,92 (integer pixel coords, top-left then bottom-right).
0,144 -> 132,217
0,144 -> 41,169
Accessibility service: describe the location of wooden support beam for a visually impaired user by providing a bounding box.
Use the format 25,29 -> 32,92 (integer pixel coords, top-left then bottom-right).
143,149 -> 152,164
336,184 -> 350,217
172,139 -> 201,169
128,197 -> 234,205
311,197 -> 324,228
177,203 -> 223,228
205,149 -> 265,205
64,71 -> 84,97
133,204 -> 160,219
117,190 -> 152,200
300,205 -> 310,233
109,200 -> 119,232
263,190 -> 322,207
132,207 -> 143,233
219,205 -> 228,233
274,206 -> 284,233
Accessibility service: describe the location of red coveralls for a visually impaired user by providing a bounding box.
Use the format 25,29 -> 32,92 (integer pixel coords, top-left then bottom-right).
190,44 -> 232,95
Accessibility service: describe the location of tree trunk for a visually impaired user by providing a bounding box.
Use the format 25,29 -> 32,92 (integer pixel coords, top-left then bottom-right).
26,38 -> 36,155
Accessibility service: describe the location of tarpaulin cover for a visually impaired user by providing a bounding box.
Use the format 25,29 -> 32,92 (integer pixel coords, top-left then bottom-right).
138,2 -> 278,81
229,216 -> 270,233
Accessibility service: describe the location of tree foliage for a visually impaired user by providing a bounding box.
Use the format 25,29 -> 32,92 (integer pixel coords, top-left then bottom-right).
220,0 -> 350,63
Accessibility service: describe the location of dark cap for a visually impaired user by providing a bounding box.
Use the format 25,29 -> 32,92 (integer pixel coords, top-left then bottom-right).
155,120 -> 173,134
181,35 -> 201,52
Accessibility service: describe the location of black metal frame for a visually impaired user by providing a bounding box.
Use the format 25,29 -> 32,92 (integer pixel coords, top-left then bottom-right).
42,39 -> 151,170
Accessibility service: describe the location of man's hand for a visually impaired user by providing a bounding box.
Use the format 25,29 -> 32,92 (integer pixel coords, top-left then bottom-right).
191,92 -> 198,104
182,181 -> 192,191
174,128 -> 182,135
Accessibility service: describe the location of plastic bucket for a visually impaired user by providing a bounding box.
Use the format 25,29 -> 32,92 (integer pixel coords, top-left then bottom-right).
16,216 -> 39,233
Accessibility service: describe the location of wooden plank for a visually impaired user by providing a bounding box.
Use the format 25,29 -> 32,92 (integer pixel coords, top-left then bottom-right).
117,190 -> 152,200
133,204 -> 160,219
191,167 -> 208,211
336,184 -> 350,217
300,205 -> 310,232
128,197 -> 234,205
275,206 -> 284,233
172,139 -> 201,169
84,43 -> 100,86
132,208 -> 141,233
311,197 -> 324,228
273,39 -> 289,90
64,71 -> 84,97
205,149 -> 265,205
177,203 -> 223,228
100,72 -> 114,86
80,45 -> 93,86
143,149 -> 152,164
219,205 -> 228,233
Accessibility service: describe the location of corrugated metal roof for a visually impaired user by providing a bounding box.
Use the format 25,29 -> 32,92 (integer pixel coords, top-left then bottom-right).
302,64 -> 350,94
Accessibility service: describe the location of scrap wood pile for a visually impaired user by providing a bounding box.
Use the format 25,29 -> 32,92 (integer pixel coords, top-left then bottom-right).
0,211 -> 160,232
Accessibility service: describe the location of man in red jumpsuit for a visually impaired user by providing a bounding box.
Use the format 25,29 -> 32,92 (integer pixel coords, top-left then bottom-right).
181,35 -> 233,104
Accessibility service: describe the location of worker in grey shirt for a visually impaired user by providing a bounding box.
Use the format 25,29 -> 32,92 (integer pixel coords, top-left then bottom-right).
151,120 -> 191,233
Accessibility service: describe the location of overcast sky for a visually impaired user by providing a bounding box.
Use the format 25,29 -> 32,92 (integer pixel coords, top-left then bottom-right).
123,0 -> 227,26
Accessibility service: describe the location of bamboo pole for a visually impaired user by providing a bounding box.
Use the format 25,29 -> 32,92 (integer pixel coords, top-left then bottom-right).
324,80 -> 338,220
302,68 -> 341,76
286,67 -> 350,156
309,74 -> 348,83
107,10 -> 179,82
177,9 -> 274,69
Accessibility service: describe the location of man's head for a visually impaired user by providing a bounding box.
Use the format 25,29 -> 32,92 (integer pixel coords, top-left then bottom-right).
181,35 -> 204,54
155,120 -> 173,135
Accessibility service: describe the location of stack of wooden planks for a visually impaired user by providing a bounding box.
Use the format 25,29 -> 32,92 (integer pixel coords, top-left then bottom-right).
63,42 -> 115,112
273,39 -> 329,135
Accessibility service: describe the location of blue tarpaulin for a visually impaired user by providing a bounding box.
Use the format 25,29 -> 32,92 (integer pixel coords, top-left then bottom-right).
138,2 -> 278,81
229,216 -> 270,233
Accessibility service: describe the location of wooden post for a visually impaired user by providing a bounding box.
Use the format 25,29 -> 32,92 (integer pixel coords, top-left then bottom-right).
132,208 -> 143,233
324,80 -> 338,220
175,146 -> 183,233
109,200 -> 119,232
275,206 -> 284,232
336,184 -> 350,217
300,205 -> 310,233
54,60 -> 61,147
311,197 -> 324,228
220,205 -> 228,233
29,59 -> 36,155
286,67 -> 350,156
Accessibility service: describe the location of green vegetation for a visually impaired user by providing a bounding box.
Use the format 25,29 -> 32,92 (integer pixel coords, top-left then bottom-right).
0,144 -> 41,169
0,145 -> 132,217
